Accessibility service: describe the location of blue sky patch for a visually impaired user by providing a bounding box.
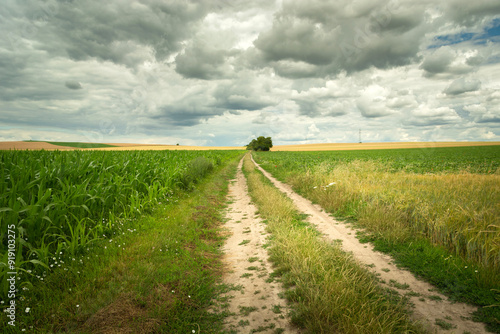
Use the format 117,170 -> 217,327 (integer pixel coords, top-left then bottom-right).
484,18 -> 500,38
429,18 -> 500,48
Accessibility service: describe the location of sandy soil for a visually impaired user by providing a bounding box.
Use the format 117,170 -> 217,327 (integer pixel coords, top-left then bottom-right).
251,155 -> 488,334
0,141 -> 75,150
220,158 -> 300,334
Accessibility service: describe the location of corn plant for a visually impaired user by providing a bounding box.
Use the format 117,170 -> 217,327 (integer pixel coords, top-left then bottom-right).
0,149 -> 242,300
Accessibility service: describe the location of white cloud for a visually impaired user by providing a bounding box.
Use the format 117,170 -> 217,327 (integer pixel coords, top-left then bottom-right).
356,85 -> 395,118
405,105 -> 461,126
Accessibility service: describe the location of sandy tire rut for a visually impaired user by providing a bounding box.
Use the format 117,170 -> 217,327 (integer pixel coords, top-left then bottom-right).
248,155 -> 488,334
221,158 -> 300,333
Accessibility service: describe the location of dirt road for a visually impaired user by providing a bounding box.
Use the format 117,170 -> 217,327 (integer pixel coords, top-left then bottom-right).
220,158 -> 299,333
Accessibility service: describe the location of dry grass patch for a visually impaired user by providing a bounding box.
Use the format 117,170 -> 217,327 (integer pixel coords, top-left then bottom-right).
82,291 -> 163,334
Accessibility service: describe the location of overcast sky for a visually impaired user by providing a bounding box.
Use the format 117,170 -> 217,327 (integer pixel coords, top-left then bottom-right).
1,0 -> 499,146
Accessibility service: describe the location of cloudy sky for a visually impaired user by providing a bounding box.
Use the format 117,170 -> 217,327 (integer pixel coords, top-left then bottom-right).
1,0 -> 499,146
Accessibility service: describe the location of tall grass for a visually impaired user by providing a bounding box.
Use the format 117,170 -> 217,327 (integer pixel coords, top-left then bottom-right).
254,150 -> 500,332
281,160 -> 500,278
0,150 -> 241,301
243,155 -> 421,333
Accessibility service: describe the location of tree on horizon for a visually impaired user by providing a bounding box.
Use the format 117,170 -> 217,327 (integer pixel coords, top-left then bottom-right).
246,136 -> 273,151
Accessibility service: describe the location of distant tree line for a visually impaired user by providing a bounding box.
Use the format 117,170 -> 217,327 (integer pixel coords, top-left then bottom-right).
246,136 -> 273,151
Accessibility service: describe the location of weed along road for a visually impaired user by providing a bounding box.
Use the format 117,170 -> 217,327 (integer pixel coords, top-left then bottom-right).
248,154 -> 488,333
219,157 -> 299,333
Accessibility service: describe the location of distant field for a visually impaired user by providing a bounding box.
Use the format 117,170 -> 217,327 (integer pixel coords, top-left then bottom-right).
260,145 -> 500,174
1,140 -> 498,151
45,141 -> 117,148
270,141 -> 500,151
0,141 -> 76,150
0,141 -> 244,150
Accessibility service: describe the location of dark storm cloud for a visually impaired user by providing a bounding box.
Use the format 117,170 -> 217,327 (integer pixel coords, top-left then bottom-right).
404,117 -> 459,127
215,96 -> 270,111
420,47 -> 455,74
444,0 -> 500,26
10,0 -> 212,67
0,50 -> 29,93
477,116 -> 500,123
293,96 -> 350,117
293,99 -> 321,116
211,77 -> 275,111
253,0 -> 427,78
65,80 -> 82,90
175,41 -> 235,80
419,46 -> 478,78
152,107 -> 218,127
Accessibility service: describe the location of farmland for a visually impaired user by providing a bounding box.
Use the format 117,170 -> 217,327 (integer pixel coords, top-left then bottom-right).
1,143 -> 499,333
0,149 -> 240,260
253,145 -> 500,332
0,149 -> 243,332
259,145 -> 500,174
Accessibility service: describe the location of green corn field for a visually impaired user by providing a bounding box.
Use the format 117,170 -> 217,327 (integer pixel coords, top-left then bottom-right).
0,149 -> 241,300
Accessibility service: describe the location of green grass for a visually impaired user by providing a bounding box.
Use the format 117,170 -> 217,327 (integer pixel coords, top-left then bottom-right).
272,304 -> 283,314
238,319 -> 250,327
239,305 -> 258,316
0,150 -> 244,333
46,141 -> 117,148
256,145 -> 500,174
243,154 -> 421,333
435,318 -> 456,330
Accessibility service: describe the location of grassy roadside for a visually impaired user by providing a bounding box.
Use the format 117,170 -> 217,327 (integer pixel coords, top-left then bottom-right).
5,155 -> 242,333
254,155 -> 500,333
242,154 -> 422,333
